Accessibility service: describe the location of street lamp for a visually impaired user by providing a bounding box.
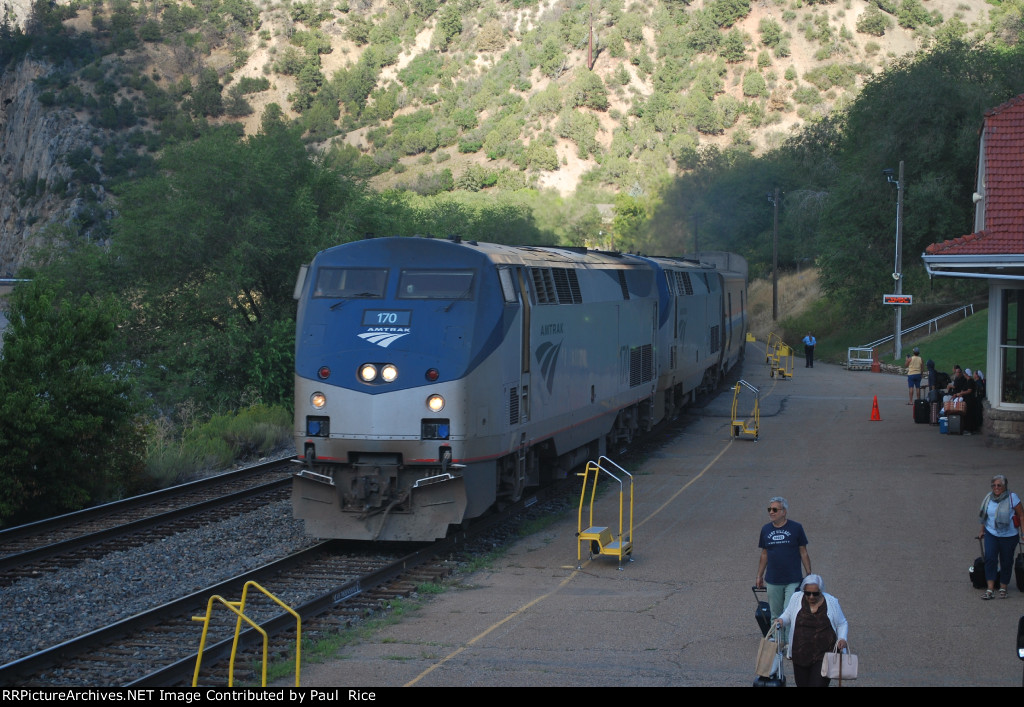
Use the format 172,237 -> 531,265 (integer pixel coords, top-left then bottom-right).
884,162 -> 905,360
767,188 -> 779,321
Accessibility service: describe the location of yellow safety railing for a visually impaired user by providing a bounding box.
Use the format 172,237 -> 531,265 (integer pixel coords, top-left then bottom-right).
764,332 -> 779,364
191,581 -> 301,687
730,380 -> 760,440
576,456 -> 634,570
765,334 -> 794,380
772,342 -> 794,380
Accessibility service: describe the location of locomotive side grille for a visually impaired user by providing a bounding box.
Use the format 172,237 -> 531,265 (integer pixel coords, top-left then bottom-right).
534,268 -> 583,305
568,269 -> 582,303
629,344 -> 653,387
531,268 -> 557,304
618,270 -> 630,300
675,271 -> 694,295
552,268 -> 572,303
710,325 -> 721,353
509,386 -> 520,425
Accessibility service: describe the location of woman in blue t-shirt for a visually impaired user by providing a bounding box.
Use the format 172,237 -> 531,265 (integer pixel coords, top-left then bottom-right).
977,475 -> 1024,599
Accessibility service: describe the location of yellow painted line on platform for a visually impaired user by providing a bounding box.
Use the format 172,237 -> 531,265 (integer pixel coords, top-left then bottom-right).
404,567 -> 581,686
635,437 -> 734,530
406,376 -> 768,686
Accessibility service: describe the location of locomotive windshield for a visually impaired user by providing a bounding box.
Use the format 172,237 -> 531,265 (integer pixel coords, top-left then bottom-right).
313,268 -> 387,298
397,269 -> 475,299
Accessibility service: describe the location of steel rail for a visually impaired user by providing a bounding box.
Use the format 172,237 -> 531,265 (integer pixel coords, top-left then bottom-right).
0,477 -> 290,580
0,457 -> 293,547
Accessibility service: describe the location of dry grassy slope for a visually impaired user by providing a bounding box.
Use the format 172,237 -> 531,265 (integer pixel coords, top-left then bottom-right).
747,268 -> 821,342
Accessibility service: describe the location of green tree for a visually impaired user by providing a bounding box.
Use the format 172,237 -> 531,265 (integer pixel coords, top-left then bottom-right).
433,3 -> 462,50
0,279 -> 146,526
742,71 -> 767,98
856,5 -> 893,36
568,68 -> 609,111
719,28 -> 749,63
108,124 -> 363,408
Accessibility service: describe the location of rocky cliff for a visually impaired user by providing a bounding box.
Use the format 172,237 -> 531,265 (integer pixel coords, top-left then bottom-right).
0,56 -> 103,276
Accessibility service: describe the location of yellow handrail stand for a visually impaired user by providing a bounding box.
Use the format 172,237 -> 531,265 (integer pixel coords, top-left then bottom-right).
730,380 -> 760,441
576,456 -> 634,570
765,332 -> 780,365
191,581 -> 301,687
771,343 -> 794,380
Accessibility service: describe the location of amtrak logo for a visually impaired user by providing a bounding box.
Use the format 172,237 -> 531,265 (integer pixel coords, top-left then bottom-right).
535,340 -> 562,394
358,330 -> 410,348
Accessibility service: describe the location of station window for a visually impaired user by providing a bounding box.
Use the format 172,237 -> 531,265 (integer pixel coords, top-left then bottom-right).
999,288 -> 1024,405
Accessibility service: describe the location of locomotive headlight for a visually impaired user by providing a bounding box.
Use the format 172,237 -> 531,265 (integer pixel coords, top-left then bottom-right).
426,394 -> 445,412
359,364 -> 378,382
311,392 -> 327,409
381,364 -> 398,382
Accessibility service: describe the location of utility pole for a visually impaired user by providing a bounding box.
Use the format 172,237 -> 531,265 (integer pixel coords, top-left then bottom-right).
768,188 -> 779,321
891,161 -> 905,360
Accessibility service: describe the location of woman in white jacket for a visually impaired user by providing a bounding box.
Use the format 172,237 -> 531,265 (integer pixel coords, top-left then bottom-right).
776,574 -> 849,687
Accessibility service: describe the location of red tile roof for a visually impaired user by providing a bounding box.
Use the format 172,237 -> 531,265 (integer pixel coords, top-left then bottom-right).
925,93 -> 1024,256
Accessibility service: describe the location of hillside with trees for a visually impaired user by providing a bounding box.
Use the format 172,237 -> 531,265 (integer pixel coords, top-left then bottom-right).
2,0 -> 1024,523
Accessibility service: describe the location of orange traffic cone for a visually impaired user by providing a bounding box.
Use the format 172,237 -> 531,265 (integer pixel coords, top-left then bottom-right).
870,396 -> 882,421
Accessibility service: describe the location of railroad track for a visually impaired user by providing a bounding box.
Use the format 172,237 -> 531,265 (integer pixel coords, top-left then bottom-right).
0,459 -> 294,586
0,479 -> 575,687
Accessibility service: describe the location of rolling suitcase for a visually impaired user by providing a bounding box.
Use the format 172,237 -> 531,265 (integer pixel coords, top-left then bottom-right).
930,401 -> 940,425
1016,542 -> 1024,592
752,586 -> 771,636
948,413 -> 963,435
914,399 -> 929,423
970,537 -> 987,589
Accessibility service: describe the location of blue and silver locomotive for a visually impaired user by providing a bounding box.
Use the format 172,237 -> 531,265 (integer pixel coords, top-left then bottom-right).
292,236 -> 747,541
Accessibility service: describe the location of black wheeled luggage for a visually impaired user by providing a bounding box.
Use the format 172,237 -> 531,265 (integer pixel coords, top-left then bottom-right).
914,399 -> 929,424
970,537 -> 988,589
752,586 -> 771,636
1015,542 -> 1024,592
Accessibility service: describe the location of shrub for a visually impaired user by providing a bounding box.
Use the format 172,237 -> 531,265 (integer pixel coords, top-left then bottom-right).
525,140 -> 559,171
568,69 -> 609,111
742,71 -> 767,98
477,19 -> 507,52
793,85 -> 823,105
759,17 -> 782,47
719,28 -> 749,63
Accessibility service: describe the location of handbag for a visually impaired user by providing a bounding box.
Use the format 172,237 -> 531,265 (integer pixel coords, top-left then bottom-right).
821,641 -> 858,684
755,622 -> 782,677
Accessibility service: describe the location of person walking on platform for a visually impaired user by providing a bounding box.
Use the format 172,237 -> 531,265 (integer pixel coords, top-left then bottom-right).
976,475 -> 1024,599
776,574 -> 849,687
905,347 -> 923,405
925,359 -> 940,402
802,332 -> 816,368
756,497 -> 811,642
971,370 -> 986,431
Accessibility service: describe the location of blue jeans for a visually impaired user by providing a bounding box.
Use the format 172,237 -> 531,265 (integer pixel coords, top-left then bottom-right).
983,531 -> 1018,586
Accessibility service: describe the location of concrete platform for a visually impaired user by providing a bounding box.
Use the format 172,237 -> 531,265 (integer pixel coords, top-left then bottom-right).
289,344 -> 1024,687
